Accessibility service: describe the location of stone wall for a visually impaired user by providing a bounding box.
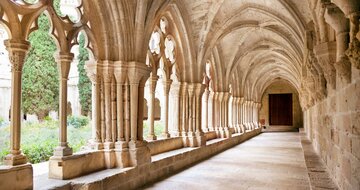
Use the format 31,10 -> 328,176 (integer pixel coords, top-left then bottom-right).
260,80 -> 303,130
304,67 -> 360,189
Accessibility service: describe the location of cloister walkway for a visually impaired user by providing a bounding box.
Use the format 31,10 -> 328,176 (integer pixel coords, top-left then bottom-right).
142,132 -> 338,190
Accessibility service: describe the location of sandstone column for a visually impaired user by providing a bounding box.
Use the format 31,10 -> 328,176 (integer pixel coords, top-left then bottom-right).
147,74 -> 158,140
161,79 -> 172,138
3,40 -> 30,165
127,63 -> 151,166
85,63 -> 103,149
53,52 -> 74,157
169,82 -> 181,136
201,88 -> 210,132
101,63 -> 114,149
208,91 -> 214,131
223,92 -> 231,138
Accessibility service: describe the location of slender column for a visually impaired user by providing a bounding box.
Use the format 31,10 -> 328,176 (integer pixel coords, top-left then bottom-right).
218,92 -> 224,130
52,52 -> 74,157
4,40 -> 30,165
102,67 -> 114,149
100,84 -> 106,142
117,82 -> 124,141
114,68 -> 127,149
188,87 -> 195,135
137,79 -> 146,141
240,98 -> 245,132
223,93 -> 230,130
130,81 -> 139,142
147,74 -> 158,140
180,83 -> 188,136
162,79 -> 172,138
124,83 -> 130,143
111,81 -> 117,143
208,92 -> 214,131
202,88 -> 210,132
169,83 -> 181,136
85,63 -> 103,149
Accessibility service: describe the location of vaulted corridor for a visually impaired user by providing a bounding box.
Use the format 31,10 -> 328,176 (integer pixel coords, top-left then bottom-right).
143,132 -> 336,190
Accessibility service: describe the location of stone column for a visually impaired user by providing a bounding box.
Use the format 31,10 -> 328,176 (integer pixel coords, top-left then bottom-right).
213,92 -> 219,132
188,83 -> 206,147
222,92 -> 231,138
228,96 -> 234,131
201,88 -> 210,132
240,98 -> 245,132
169,82 -> 181,136
208,91 -> 214,131
161,79 -> 172,138
114,68 -> 127,150
180,83 -> 188,137
102,65 -> 114,149
53,52 -> 74,157
85,63 -> 103,149
3,40 -> 30,166
147,74 -> 158,140
127,64 -> 151,166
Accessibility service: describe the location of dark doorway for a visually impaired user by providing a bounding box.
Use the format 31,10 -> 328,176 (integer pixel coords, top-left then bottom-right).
269,94 -> 293,125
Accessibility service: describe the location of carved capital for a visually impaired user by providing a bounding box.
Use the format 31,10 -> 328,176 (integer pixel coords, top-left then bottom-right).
55,52 -> 74,79
5,39 -> 30,72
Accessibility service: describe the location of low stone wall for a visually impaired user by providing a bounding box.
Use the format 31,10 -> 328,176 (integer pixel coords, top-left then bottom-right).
0,164 -> 33,190
147,137 -> 184,155
74,129 -> 261,189
205,131 -> 217,141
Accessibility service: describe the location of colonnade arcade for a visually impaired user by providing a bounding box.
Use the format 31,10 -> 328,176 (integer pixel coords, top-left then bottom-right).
0,0 -> 359,189
0,0 -> 261,182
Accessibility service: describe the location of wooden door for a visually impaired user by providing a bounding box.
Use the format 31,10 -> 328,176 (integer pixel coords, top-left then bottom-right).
269,94 -> 293,125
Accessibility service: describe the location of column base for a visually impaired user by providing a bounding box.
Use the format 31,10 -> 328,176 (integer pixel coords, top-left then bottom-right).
3,153 -> 27,166
161,132 -> 171,139
53,146 -> 73,157
170,131 -> 181,137
103,142 -> 115,149
240,124 -> 246,133
187,132 -> 206,147
104,149 -> 116,169
91,142 -> 104,150
146,135 -> 157,141
115,141 -> 129,168
128,140 -> 151,166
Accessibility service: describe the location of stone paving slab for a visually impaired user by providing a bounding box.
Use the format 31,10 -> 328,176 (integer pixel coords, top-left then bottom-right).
142,132 -> 314,190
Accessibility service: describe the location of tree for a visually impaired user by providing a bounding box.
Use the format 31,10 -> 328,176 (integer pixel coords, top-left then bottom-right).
22,14 -> 59,121
77,34 -> 92,116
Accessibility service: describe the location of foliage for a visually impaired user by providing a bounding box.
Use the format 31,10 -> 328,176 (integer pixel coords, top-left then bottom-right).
77,34 -> 92,116
143,121 -> 165,138
0,119 -> 92,164
22,14 -> 59,121
67,115 -> 89,129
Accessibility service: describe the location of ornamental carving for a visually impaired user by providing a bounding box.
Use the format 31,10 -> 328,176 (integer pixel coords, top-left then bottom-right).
9,51 -> 27,72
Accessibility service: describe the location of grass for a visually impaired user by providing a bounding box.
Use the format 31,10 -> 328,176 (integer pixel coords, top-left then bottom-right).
0,118 -> 165,165
0,118 -> 91,164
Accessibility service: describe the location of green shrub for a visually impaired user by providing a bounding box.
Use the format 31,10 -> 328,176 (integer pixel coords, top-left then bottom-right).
22,139 -> 57,163
67,115 -> 89,128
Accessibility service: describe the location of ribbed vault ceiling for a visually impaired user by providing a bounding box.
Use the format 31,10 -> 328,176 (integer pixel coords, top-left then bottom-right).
85,0 -> 316,101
